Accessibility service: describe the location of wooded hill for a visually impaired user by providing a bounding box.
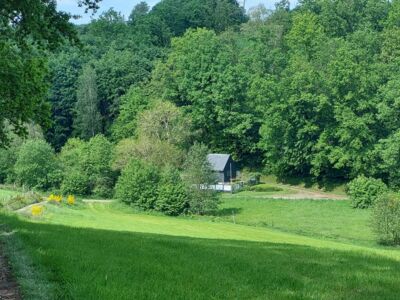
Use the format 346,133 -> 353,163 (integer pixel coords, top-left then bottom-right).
5,0 -> 400,188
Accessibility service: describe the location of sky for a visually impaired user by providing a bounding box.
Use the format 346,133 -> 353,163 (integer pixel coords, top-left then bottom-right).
58,0 -> 298,24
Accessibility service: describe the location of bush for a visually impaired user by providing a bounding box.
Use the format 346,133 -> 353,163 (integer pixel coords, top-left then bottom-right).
247,184 -> 283,192
115,160 -> 159,210
86,135 -> 116,197
183,143 -> 220,215
246,172 -> 261,186
60,136 -> 116,197
14,140 -> 61,189
347,176 -> 388,208
373,193 -> 400,245
61,171 -> 90,196
0,148 -> 16,184
3,192 -> 43,211
155,167 -> 188,216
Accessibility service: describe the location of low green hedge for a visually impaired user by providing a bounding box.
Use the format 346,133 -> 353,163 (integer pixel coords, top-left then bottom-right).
246,184 -> 283,193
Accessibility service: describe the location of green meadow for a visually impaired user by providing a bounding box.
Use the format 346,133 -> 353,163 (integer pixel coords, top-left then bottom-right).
216,194 -> 373,245
1,188 -> 400,299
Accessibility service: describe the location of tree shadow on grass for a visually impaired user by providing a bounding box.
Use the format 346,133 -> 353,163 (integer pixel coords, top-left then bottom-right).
278,175 -> 346,192
1,214 -> 400,299
209,207 -> 242,217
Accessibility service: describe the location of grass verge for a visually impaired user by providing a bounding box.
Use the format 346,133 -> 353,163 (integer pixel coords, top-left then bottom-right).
0,221 -> 56,299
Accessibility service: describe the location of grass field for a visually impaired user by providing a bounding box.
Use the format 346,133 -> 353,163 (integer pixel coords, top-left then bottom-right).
1,188 -> 400,299
216,194 -> 373,245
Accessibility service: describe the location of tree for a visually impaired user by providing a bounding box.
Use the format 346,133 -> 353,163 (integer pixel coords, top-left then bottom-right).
156,167 -> 189,216
153,28 -> 259,162
182,143 -> 219,215
129,2 -> 150,24
115,159 -> 160,209
86,135 -> 115,197
119,101 -> 192,168
95,49 -> 153,132
111,86 -> 150,140
60,135 -> 115,196
60,138 -> 91,195
0,0 -> 99,147
149,0 -> 247,37
136,101 -> 192,147
0,123 -> 45,184
14,140 -> 61,189
74,65 -> 102,139
46,50 -> 84,150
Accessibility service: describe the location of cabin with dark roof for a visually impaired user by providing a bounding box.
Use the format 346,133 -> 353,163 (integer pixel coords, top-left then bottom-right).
207,154 -> 237,183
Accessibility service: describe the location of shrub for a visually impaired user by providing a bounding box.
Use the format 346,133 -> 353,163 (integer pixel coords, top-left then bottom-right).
14,140 -> 61,189
31,205 -> 44,217
373,193 -> 400,245
67,195 -> 75,205
4,193 -> 41,211
0,148 -> 16,184
61,171 -> 90,195
183,143 -> 220,215
247,184 -> 283,192
346,176 -> 388,208
60,136 -> 116,197
156,167 -> 188,216
246,172 -> 261,186
86,135 -> 116,197
115,160 -> 159,210
47,194 -> 62,203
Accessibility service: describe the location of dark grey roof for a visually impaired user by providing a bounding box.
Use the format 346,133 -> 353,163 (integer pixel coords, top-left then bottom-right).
207,154 -> 231,172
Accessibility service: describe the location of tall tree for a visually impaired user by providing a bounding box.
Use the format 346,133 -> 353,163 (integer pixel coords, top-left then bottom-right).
0,0 -> 100,147
74,65 -> 102,139
46,50 -> 84,150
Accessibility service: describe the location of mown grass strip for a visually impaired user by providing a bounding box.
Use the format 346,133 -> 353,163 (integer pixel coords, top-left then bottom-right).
0,222 -> 57,300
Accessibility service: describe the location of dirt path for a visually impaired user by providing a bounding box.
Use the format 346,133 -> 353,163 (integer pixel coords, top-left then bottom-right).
16,201 -> 47,214
271,185 -> 347,200
0,245 -> 21,300
82,199 -> 114,204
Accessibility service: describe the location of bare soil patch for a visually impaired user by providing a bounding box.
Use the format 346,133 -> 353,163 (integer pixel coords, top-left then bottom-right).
0,244 -> 21,300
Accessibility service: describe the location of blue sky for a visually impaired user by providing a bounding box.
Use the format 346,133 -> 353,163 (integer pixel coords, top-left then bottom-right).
58,0 -> 298,24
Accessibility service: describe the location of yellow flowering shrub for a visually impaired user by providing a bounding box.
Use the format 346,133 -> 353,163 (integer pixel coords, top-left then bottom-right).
31,205 -> 44,216
67,195 -> 75,205
47,194 -> 62,203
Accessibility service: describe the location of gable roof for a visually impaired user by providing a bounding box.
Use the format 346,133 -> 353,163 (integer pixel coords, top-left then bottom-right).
207,154 -> 231,172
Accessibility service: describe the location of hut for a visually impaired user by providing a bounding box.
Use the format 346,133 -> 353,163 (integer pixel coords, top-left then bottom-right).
207,154 -> 236,183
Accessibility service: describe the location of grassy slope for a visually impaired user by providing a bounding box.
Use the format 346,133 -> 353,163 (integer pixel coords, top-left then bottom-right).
0,188 -> 19,202
3,213 -> 400,299
262,175 -> 348,196
1,188 -> 400,299
217,194 -> 373,245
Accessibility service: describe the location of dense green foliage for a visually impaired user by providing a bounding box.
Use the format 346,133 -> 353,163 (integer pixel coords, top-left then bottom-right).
14,140 -> 60,189
373,193 -> 400,245
59,135 -> 114,196
347,176 -> 388,209
183,143 -> 219,214
6,0 -> 400,187
155,167 -> 189,215
0,0 -> 99,147
115,159 -> 160,209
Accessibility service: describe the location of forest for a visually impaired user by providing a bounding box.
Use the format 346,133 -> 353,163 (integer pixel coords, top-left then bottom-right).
3,0 -> 400,201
